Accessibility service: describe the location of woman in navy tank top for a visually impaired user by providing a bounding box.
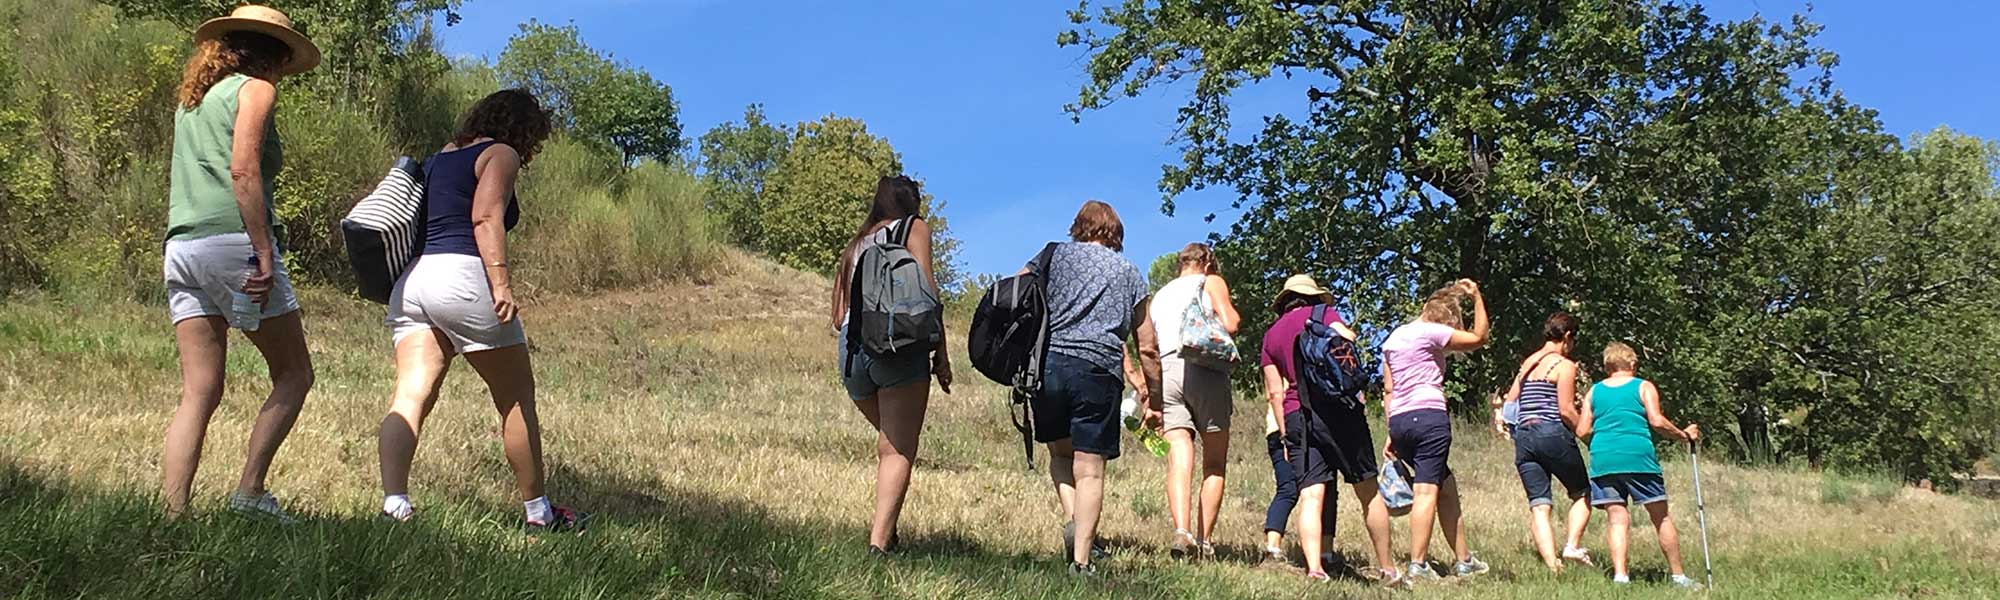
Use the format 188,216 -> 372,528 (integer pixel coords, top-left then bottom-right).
1502,312 -> 1594,571
374,90 -> 586,532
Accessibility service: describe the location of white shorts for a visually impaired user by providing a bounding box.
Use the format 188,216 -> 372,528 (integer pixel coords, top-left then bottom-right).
163,232 -> 300,327
386,253 -> 526,353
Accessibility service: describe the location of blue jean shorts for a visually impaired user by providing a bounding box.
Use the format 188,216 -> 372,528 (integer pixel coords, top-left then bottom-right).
838,326 -> 931,400
1514,420 -> 1589,507
1030,352 -> 1123,460
1589,473 -> 1669,506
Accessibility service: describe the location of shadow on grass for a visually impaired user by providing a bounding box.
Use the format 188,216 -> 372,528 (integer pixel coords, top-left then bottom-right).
1,459 -> 1177,599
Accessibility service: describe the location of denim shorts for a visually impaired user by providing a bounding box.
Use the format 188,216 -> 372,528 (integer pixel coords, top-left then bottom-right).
838,326 -> 931,400
1590,472 -> 1669,507
1513,420 -> 1589,507
1387,409 -> 1453,485
1031,351 -> 1123,460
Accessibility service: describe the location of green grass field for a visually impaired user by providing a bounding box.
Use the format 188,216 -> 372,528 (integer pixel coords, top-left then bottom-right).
4,257 -> 1997,599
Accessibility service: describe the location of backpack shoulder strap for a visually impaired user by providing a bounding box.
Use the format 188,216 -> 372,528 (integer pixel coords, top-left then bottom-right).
1309,304 -> 1327,326
891,215 -> 920,247
1033,241 -> 1060,278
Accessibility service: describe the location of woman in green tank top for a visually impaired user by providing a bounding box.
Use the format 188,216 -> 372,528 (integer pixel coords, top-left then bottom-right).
1577,342 -> 1704,589
158,6 -> 321,523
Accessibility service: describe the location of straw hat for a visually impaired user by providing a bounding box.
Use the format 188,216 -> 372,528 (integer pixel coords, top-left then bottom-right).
1271,274 -> 1334,312
195,5 -> 321,76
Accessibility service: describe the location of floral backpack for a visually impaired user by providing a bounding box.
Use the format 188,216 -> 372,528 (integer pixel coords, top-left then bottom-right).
1178,277 -> 1240,371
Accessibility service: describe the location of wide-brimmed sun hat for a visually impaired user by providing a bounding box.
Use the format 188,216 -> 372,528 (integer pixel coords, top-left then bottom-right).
195,5 -> 321,76
1271,274 -> 1334,312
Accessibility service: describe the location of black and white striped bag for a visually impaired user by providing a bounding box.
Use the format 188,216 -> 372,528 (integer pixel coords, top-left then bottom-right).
341,157 -> 426,304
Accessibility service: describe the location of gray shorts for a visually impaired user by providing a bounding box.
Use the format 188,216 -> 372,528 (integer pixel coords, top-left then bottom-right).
163,232 -> 300,327
387,253 -> 526,353
1161,356 -> 1233,433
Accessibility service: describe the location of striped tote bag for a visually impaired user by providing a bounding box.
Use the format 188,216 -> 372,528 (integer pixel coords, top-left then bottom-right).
341,157 -> 426,304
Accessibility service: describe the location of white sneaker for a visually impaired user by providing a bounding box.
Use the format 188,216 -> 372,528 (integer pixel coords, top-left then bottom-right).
1562,545 -> 1595,565
227,491 -> 298,525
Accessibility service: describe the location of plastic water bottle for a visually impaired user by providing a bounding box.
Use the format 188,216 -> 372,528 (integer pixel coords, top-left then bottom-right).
229,255 -> 263,332
1120,391 -> 1170,457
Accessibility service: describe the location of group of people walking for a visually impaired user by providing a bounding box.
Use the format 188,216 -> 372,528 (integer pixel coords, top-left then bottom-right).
158,4 -> 1704,590
161,6 -> 581,531
829,193 -> 1705,588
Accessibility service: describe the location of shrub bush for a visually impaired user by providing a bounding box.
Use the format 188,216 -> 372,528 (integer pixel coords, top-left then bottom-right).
515,138 -> 721,292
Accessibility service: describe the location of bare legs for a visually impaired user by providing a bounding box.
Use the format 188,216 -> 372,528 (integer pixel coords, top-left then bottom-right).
1604,501 -> 1688,579
1165,428 -> 1195,537
378,330 -> 454,498
1049,439 -> 1107,566
1606,504 -> 1631,577
1407,477 -> 1472,566
376,334 -> 545,510
463,344 -> 544,501
1164,427 -> 1230,549
1196,430 -> 1228,544
1298,483 -> 1330,572
1530,504 -> 1561,570
162,312 -> 313,517
1353,480 -> 1395,571
851,380 -> 930,550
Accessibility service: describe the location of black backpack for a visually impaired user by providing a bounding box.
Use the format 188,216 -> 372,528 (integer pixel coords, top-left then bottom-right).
967,242 -> 1059,469
1295,304 -> 1369,411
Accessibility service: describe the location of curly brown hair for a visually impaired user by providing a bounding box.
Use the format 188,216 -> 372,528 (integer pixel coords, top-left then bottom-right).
451,89 -> 554,162
178,31 -> 291,109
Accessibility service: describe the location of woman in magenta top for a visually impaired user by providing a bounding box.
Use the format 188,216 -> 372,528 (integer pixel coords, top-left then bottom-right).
1380,279 -> 1490,581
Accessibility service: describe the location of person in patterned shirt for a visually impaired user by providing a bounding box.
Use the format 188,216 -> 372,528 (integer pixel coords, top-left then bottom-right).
1027,200 -> 1153,575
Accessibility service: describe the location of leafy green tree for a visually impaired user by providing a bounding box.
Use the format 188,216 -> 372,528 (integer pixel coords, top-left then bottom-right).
762,115 -> 962,289
105,0 -> 464,98
699,104 -> 792,250
497,21 -> 681,165
1147,251 -> 1178,292
1061,0 -> 1999,480
1749,129 -> 2000,482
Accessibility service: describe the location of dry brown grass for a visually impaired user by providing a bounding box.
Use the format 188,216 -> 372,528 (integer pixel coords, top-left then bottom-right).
3,252 -> 1998,598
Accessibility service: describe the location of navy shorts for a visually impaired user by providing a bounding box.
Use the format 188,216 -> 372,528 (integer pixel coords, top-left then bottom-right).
1387,409 -> 1453,485
1590,473 -> 1669,506
1032,352 -> 1123,460
1291,399 -> 1380,488
838,326 -> 931,400
1513,420 -> 1589,507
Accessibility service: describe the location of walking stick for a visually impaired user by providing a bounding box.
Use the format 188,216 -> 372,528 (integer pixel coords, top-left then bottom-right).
1688,441 -> 1715,589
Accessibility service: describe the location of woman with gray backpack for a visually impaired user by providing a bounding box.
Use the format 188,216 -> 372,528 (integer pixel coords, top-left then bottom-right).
830,175 -> 951,556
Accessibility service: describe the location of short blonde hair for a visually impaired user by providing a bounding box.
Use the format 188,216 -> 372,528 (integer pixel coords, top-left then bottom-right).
1602,342 -> 1638,374
1069,200 -> 1125,251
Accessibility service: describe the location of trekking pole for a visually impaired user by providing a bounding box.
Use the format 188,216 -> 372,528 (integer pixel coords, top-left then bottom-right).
1688,441 -> 1714,590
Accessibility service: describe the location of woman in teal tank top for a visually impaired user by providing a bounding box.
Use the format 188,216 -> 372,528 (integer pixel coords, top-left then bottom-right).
1577,342 -> 1704,589
158,6 -> 321,523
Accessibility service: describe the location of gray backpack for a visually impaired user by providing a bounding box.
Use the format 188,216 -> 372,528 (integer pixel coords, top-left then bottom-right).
845,216 -> 943,372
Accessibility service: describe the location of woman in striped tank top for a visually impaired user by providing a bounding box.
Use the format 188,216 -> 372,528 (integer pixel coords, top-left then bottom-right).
1501,312 -> 1594,572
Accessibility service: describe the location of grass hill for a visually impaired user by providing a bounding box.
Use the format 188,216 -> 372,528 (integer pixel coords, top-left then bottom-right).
3,254 -> 1997,599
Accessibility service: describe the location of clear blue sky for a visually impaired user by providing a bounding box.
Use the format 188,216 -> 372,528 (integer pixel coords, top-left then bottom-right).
439,1 -> 2000,279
